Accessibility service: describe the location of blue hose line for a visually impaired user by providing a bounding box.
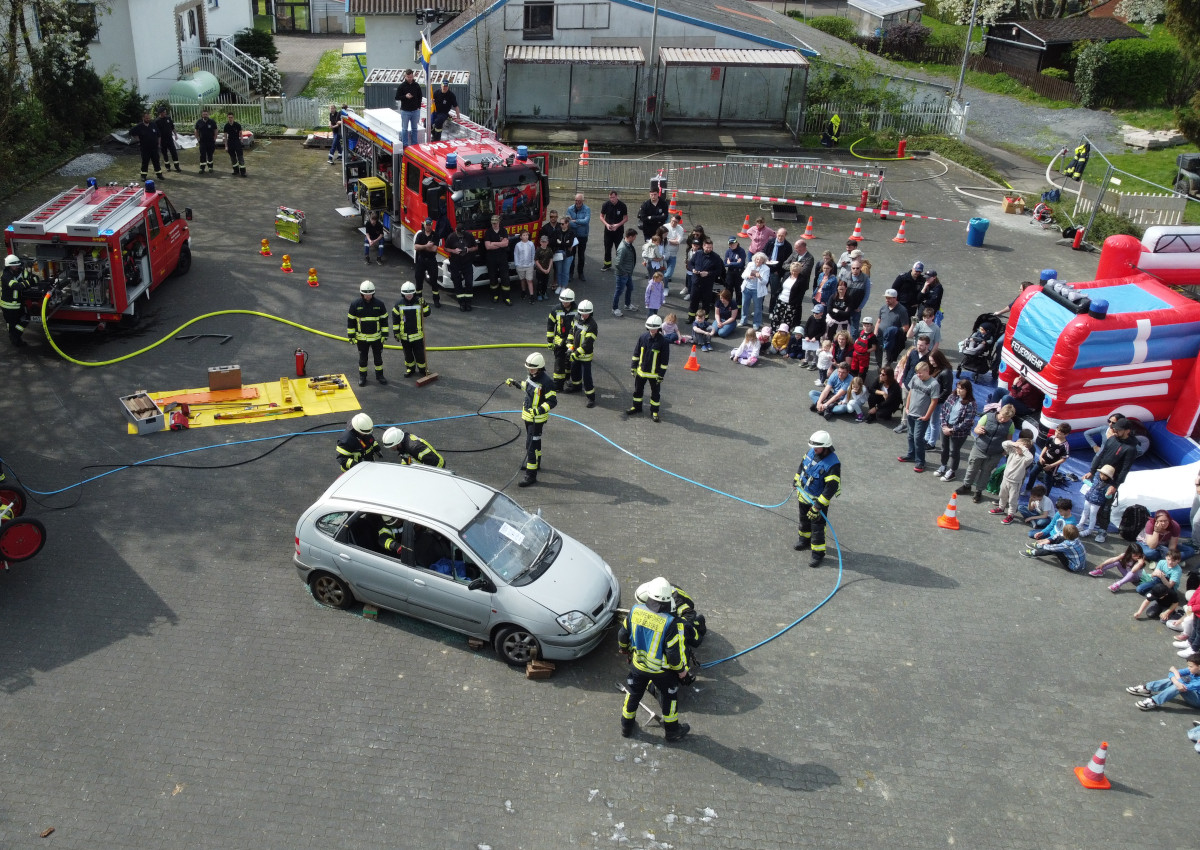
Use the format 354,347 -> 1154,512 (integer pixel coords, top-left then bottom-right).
0,407 -> 843,666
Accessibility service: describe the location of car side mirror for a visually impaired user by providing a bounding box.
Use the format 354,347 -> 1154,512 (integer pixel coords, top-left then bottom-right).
468,577 -> 496,593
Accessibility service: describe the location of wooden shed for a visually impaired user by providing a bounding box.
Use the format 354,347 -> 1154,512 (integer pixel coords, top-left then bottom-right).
983,17 -> 1144,73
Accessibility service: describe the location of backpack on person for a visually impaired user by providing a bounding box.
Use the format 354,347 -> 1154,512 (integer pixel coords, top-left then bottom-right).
1119,504 -> 1150,542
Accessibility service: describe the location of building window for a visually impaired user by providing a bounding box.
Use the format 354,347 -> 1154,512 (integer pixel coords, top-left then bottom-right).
70,2 -> 101,43
187,9 -> 198,38
523,2 -> 553,41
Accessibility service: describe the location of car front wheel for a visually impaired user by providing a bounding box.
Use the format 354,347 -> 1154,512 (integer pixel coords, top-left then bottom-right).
310,572 -> 354,610
494,626 -> 541,666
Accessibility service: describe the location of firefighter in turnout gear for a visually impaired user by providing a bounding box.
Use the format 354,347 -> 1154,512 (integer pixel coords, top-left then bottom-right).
635,577 -> 706,652
618,577 -> 692,742
504,352 -> 557,487
348,280 -> 389,386
445,225 -> 477,311
794,430 -> 842,568
2,255 -> 37,347
413,218 -> 442,307
628,314 -> 670,422
566,299 -> 598,407
1064,140 -> 1090,181
336,413 -> 382,471
546,288 -> 576,391
378,515 -> 404,556
391,281 -> 431,377
381,427 -> 444,468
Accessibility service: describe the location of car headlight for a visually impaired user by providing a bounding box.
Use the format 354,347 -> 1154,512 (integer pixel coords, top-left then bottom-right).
556,611 -> 595,634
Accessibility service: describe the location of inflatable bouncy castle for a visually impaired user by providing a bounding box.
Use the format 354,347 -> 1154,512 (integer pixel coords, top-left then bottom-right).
1000,227 -> 1200,440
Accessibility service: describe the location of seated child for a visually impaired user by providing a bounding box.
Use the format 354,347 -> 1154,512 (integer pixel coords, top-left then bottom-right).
1090,543 -> 1145,584
1019,484 -> 1053,528
660,312 -> 681,345
961,323 -> 991,358
1077,464 -> 1115,538
770,323 -> 790,355
1027,422 -> 1070,496
691,309 -> 714,352
756,327 -> 772,355
730,328 -> 759,367
1029,497 -> 1073,541
787,326 -> 805,360
1022,523 -> 1086,572
1133,549 -> 1185,621
1124,653 -> 1200,711
802,305 -> 827,368
846,376 -> 870,421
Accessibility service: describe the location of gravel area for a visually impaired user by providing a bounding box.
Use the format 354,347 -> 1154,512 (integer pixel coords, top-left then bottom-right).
959,84 -> 1124,156
57,152 -> 116,176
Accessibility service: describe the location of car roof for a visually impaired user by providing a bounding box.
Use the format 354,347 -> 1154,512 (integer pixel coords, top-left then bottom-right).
327,464 -> 496,529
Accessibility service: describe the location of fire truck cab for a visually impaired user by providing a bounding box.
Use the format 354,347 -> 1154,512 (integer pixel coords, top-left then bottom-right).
338,102 -> 548,284
5,179 -> 192,329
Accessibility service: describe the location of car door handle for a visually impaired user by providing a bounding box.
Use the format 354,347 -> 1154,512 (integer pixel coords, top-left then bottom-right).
413,578 -> 426,586
339,553 -> 351,561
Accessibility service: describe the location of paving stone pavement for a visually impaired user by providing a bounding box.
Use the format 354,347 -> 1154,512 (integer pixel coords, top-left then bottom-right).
0,141 -> 1192,849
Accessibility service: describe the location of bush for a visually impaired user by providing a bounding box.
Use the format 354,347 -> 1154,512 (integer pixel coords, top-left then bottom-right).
1085,209 -> 1144,243
1074,40 -> 1107,108
101,72 -> 145,128
882,21 -> 931,53
1042,67 -> 1070,81
907,135 -> 1006,184
808,16 -> 857,41
255,60 -> 283,96
233,27 -> 279,64
1102,38 -> 1182,107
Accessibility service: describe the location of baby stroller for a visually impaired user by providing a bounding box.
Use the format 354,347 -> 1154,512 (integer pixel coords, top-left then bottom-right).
956,313 -> 1005,381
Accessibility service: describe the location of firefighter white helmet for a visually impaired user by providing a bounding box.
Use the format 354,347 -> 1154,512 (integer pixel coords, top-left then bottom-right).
381,515 -> 399,525
559,288 -> 575,302
634,580 -> 654,604
381,427 -> 405,449
4,254 -> 20,267
525,352 -> 545,369
645,314 -> 663,331
646,576 -> 674,604
351,413 -> 374,434
400,281 -> 417,296
359,280 -> 376,295
808,430 -> 833,449
577,299 -> 593,314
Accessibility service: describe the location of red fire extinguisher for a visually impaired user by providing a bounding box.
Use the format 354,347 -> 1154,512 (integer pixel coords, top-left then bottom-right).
860,188 -> 869,208
295,348 -> 308,377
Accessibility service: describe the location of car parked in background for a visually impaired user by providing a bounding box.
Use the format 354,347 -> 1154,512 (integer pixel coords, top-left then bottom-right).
293,463 -> 621,664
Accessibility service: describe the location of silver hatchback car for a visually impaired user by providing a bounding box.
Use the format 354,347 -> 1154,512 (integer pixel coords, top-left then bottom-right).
293,463 -> 621,664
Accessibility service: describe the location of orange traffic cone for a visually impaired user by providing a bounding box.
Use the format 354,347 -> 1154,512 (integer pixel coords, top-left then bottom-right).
307,267 -> 319,287
738,215 -> 751,238
260,238 -> 272,256
280,254 -> 294,273
1074,742 -> 1112,790
849,218 -> 864,241
892,221 -> 908,243
936,493 -> 960,530
802,217 -> 816,240
579,139 -> 589,167
668,192 -> 679,219
683,344 -> 700,372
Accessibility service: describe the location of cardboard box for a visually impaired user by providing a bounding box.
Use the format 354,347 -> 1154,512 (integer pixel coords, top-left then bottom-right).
208,365 -> 243,391
1002,196 -> 1026,214
120,391 -> 164,435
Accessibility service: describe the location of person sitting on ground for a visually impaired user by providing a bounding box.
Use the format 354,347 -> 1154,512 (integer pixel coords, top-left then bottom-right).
1138,510 -> 1189,561
1027,422 -> 1071,496
787,325 -> 805,360
730,328 -> 760,367
1125,653 -> 1200,711
770,323 -> 790,356
1169,587 -> 1200,657
692,309 -> 715,352
1030,497 -> 1073,542
810,360 -> 853,419
1077,464 -> 1116,538
1133,549 -> 1185,621
1089,543 -> 1144,582
992,436 -> 1035,524
1020,483 -> 1053,528
990,373 -> 1044,420
955,404 -> 1016,503
846,375 -> 870,422
934,379 -> 976,482
1107,546 -> 1157,593
660,312 -> 681,345
713,288 -> 740,339
1022,522 -> 1086,572
865,364 -> 902,424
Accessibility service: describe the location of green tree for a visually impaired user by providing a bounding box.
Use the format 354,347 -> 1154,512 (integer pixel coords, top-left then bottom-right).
1167,0 -> 1200,144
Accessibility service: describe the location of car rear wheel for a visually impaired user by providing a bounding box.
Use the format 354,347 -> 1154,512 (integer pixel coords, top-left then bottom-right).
1,485 -> 27,519
494,626 -> 541,666
310,572 -> 354,609
0,517 -> 46,563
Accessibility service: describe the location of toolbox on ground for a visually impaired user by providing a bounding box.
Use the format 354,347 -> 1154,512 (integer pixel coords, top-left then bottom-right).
120,391 -> 164,435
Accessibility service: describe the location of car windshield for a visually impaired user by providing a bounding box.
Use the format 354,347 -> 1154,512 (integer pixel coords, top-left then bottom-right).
454,178 -> 542,230
460,492 -> 555,585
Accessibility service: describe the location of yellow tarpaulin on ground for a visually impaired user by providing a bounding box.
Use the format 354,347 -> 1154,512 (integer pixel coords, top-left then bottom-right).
126,376 -> 361,434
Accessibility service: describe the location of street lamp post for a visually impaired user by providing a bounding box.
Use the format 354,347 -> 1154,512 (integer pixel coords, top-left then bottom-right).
954,0 -> 980,102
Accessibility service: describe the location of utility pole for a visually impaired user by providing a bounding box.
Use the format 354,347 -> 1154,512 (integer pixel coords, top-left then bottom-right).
954,0 -> 980,102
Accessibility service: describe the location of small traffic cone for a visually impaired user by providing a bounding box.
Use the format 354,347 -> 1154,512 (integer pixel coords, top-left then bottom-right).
892,221 -> 908,243
260,238 -> 272,256
1074,741 -> 1112,790
936,493 -> 960,530
280,254 -> 294,273
307,267 -> 319,287
849,218 -> 864,241
802,217 -> 816,240
668,192 -> 679,218
738,215 -> 751,238
683,344 -> 700,372
579,139 -> 589,167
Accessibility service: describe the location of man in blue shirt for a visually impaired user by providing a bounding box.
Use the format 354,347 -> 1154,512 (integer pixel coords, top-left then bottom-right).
565,193 -> 591,282
809,361 -> 852,419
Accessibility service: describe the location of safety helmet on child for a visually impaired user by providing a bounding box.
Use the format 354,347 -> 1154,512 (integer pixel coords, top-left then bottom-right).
808,430 -> 833,449
359,280 -> 376,295
525,352 -> 545,370
645,315 -> 663,331
577,299 -> 593,314
559,288 -> 575,303
381,427 -> 406,449
4,254 -> 20,267
351,413 -> 374,434
400,281 -> 417,296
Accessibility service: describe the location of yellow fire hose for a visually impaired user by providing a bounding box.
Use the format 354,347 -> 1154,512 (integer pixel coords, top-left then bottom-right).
40,295 -> 542,367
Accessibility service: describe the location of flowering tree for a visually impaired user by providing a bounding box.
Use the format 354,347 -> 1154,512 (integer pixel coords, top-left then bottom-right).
1114,0 -> 1165,24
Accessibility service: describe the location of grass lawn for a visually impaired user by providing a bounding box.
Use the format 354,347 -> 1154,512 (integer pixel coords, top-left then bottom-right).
889,58 -> 1077,108
299,50 -> 365,102
920,13 -> 982,46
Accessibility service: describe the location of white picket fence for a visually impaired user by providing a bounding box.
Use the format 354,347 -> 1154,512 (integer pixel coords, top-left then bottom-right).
801,100 -> 967,139
1072,182 -> 1188,228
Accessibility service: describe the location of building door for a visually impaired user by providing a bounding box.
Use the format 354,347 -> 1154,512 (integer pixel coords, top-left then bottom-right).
275,1 -> 310,32
177,2 -> 204,51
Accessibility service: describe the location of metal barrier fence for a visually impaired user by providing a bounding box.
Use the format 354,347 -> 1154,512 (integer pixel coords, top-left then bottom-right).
147,97 -> 366,130
801,101 -> 967,139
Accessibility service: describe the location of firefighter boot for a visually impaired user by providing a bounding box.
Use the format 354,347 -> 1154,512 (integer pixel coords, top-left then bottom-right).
174,162 -> 181,173
664,722 -> 691,743
518,470 -> 537,488
156,171 -> 165,180
626,405 -> 642,416
793,536 -> 811,552
359,373 -> 368,387
621,718 -> 637,738
808,551 -> 826,569
376,373 -> 388,385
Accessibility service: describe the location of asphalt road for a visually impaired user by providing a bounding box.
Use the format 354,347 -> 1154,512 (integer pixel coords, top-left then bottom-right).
0,140 -> 1187,849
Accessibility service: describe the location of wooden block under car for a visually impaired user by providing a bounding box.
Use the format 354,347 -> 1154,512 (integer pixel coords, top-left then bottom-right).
525,659 -> 556,679
362,604 -> 379,620
208,365 -> 243,391
467,637 -> 486,650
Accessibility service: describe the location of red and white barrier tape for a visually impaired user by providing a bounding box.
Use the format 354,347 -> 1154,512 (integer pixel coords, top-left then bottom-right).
671,187 -> 970,225
673,161 -> 883,180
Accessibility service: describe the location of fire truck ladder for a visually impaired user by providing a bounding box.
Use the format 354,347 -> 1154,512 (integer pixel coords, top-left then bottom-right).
9,185 -> 97,236
65,186 -> 145,237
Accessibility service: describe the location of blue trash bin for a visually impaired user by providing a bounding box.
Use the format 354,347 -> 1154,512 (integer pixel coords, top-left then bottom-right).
966,217 -> 989,247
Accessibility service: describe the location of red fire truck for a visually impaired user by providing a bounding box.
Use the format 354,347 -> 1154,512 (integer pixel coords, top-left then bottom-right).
338,107 -> 548,283
4,179 -> 192,329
